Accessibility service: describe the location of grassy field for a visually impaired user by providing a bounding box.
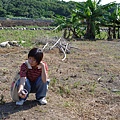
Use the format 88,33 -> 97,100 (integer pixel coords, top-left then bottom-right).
0,29 -> 120,120
0,29 -> 62,47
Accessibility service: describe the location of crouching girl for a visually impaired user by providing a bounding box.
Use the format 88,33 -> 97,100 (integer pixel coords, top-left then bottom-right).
16,48 -> 50,106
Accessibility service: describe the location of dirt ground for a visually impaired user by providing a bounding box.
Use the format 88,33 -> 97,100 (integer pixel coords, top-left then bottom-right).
0,40 -> 120,120
0,19 -> 52,27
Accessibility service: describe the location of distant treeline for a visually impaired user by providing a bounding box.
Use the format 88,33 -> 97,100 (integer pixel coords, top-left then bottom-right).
0,0 -> 77,19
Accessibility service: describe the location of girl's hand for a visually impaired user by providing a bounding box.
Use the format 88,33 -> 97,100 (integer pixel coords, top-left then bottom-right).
18,89 -> 28,99
37,61 -> 45,69
39,61 -> 45,67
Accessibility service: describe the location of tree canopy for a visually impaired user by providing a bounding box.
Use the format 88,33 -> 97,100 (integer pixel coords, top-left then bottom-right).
0,0 -> 77,18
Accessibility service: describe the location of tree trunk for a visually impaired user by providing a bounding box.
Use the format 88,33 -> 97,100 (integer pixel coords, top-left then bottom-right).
108,27 -> 112,40
118,27 -> 120,39
71,28 -> 80,39
85,19 -> 90,39
113,26 -> 116,39
63,28 -> 70,39
90,22 -> 95,40
85,19 -> 95,40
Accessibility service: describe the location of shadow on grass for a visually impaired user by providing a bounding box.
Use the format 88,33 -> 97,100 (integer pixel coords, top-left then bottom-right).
0,100 -> 39,119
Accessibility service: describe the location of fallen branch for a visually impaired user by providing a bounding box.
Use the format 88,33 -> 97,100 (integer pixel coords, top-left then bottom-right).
59,41 -> 70,54
42,42 -> 49,50
50,37 -> 61,50
43,37 -> 70,61
60,47 -> 66,61
62,43 -> 68,61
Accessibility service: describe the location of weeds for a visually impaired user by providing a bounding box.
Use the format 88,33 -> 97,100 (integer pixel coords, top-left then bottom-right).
89,82 -> 97,94
50,77 -> 57,87
63,101 -> 74,108
57,85 -> 71,97
73,81 -> 80,88
114,91 -> 120,95
64,85 -> 71,95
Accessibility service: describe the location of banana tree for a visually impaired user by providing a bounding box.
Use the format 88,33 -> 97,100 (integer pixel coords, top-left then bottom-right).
73,0 -> 115,40
54,0 -> 116,40
53,14 -> 84,39
104,3 -> 120,39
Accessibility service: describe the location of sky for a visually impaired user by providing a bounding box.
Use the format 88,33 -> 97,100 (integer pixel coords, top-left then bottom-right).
64,0 -> 120,5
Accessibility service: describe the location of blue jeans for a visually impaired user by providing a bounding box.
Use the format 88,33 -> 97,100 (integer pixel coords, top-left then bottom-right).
17,77 -> 50,101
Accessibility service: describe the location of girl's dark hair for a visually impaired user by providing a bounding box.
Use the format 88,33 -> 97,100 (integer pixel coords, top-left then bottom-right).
28,48 -> 43,64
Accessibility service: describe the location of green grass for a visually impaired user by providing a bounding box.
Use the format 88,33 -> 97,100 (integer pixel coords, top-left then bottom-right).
0,29 -> 62,47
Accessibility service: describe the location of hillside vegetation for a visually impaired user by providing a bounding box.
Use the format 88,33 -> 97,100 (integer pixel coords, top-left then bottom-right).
0,0 -> 77,18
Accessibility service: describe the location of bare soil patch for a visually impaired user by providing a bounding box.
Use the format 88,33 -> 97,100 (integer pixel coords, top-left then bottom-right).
0,40 -> 120,120
0,19 -> 52,27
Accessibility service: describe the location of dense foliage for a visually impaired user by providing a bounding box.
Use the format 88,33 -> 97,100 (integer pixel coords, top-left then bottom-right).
0,0 -> 77,18
0,0 -> 120,40
54,0 -> 120,40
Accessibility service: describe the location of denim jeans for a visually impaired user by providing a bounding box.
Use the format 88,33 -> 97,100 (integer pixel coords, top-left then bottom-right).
17,77 -> 50,101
